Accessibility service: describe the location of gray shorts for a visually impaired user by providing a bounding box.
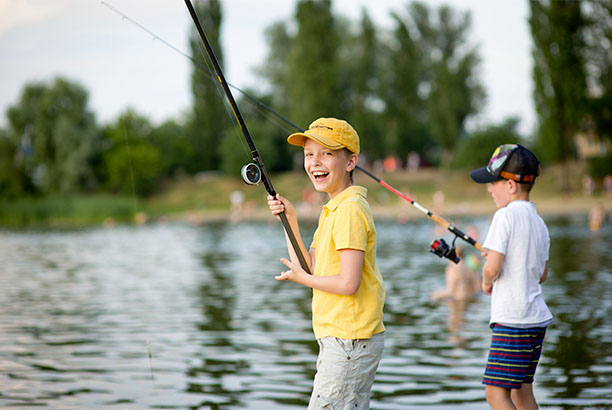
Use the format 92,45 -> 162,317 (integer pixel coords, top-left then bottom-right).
308,332 -> 384,410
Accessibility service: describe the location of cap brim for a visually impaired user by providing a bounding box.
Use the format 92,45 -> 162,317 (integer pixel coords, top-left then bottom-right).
470,167 -> 502,183
287,132 -> 345,150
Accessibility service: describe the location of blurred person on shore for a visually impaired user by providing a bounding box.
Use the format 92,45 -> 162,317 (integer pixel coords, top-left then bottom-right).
582,175 -> 595,196
604,175 -> 612,198
589,203 -> 606,232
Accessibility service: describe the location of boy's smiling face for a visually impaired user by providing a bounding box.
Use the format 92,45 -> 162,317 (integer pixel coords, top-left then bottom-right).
303,138 -> 357,199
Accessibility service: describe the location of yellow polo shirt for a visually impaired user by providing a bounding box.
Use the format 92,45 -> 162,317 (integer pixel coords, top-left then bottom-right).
310,185 -> 385,340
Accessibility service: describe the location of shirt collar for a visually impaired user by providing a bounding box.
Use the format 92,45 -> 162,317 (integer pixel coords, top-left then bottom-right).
323,185 -> 367,213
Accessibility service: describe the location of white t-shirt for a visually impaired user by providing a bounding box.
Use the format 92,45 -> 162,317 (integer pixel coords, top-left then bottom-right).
483,200 -> 553,326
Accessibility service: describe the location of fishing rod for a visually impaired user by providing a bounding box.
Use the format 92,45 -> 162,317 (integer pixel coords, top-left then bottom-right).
183,0 -> 312,273
103,1 -> 483,263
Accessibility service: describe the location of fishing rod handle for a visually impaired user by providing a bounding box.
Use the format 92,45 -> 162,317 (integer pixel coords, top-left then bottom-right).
278,211 -> 312,274
430,214 -> 485,252
258,162 -> 312,272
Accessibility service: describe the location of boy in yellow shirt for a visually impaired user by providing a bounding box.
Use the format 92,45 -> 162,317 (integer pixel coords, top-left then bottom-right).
267,117 -> 385,410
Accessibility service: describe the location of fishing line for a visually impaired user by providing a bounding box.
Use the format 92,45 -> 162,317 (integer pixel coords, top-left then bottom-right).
101,1 -> 253,163
121,117 -> 139,215
190,34 -> 253,163
146,338 -> 155,385
99,1 -> 300,139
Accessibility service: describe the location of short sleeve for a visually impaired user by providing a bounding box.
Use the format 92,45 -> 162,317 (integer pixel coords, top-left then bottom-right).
311,226 -> 319,250
543,222 -> 550,262
483,208 -> 510,255
332,200 -> 369,251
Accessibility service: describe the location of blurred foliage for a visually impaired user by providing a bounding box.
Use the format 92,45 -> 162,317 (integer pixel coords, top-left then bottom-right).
186,0 -> 229,173
256,1 -> 484,167
530,0 -> 612,190
342,11 -> 385,161
411,2 -> 485,166
149,118 -> 192,178
4,77 -> 99,195
530,0 -> 587,191
0,127 -> 32,197
286,0 -> 342,127
451,118 -> 522,169
99,110 -> 163,196
381,6 -> 432,162
587,154 -> 612,180
582,0 -> 612,144
0,195 -> 137,227
221,92 -> 295,175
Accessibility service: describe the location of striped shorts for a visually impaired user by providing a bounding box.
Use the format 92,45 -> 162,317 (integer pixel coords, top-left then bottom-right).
482,324 -> 547,389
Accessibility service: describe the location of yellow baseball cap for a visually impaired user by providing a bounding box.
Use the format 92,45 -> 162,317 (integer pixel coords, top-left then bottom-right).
287,117 -> 360,155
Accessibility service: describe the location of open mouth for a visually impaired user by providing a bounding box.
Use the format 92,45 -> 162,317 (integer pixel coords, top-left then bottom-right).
312,171 -> 329,181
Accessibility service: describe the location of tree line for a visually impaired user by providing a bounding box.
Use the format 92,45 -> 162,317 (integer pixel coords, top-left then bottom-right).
0,0 -> 610,199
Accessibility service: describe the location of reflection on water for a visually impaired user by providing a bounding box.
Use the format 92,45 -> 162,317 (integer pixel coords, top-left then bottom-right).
0,216 -> 610,409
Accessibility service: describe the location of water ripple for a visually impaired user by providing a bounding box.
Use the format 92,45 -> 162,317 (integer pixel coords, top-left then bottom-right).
0,217 -> 610,409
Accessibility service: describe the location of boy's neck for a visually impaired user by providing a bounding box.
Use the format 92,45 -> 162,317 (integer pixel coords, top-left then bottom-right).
327,181 -> 353,200
509,191 -> 530,203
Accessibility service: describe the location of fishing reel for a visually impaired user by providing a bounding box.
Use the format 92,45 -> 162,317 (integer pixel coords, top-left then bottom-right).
241,163 -> 261,185
430,236 -> 460,264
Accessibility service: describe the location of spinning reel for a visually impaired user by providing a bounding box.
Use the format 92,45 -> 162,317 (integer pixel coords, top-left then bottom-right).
430,235 -> 460,264
241,163 -> 261,185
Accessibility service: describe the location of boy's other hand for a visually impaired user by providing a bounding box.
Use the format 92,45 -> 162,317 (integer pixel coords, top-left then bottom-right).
482,280 -> 493,295
275,257 -> 307,283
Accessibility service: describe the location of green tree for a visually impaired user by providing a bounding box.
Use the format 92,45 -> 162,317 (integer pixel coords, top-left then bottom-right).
451,117 -> 522,169
149,119 -> 190,178
258,5 -> 384,161
5,77 -> 99,194
411,2 -> 485,166
257,22 -> 293,112
219,89 -> 294,176
343,10 -> 385,161
0,127 -> 32,197
529,0 -> 587,192
381,7 -> 432,163
286,0 -> 341,127
187,0 -> 229,172
100,110 -> 162,196
583,0 -> 612,144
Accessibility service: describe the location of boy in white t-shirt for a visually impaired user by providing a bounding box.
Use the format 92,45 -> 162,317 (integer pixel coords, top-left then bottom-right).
470,144 -> 553,409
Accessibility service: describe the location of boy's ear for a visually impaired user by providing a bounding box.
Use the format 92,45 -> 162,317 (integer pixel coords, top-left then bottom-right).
346,153 -> 358,172
507,179 -> 518,194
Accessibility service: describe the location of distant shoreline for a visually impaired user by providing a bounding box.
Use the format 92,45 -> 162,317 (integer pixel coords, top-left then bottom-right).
1,165 -> 609,228
172,195 -> 608,226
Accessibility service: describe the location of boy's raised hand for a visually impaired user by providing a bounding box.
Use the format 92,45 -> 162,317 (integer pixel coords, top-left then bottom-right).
267,194 -> 296,221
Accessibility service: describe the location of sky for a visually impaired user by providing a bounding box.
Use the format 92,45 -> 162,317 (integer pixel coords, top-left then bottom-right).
0,0 -> 534,135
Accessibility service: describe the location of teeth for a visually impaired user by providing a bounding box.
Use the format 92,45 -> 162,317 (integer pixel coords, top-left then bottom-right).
312,171 -> 328,177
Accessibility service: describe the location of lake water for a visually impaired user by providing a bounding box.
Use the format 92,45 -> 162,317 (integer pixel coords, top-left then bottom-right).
0,215 -> 610,409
